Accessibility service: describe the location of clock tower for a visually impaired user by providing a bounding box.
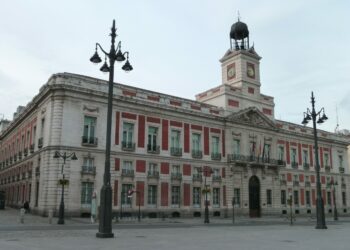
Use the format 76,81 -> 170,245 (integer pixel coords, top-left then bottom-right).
196,18 -> 275,119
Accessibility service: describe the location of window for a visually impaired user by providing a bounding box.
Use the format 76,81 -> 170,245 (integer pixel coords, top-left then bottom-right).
83,157 -> 94,172
306,190 -> 311,206
305,175 -> 310,182
83,116 -> 96,139
81,182 -> 93,205
171,186 -> 180,206
249,141 -> 256,156
327,191 -> 332,206
278,146 -> 284,161
339,155 -> 343,167
291,148 -> 297,164
122,184 -> 133,206
266,189 -> 272,206
122,161 -> 133,176
294,190 -> 299,205
233,139 -> 240,155
148,185 -> 157,206
213,188 -> 220,207
122,122 -> 134,144
192,133 -> 201,151
281,190 -> 286,205
193,187 -> 201,207
148,127 -> 158,151
149,163 -> 158,174
213,168 -> 220,177
41,118 -> 45,137
234,188 -> 240,206
293,175 -> 298,181
33,126 -> 36,144
211,136 -> 220,154
263,144 -> 271,161
280,174 -> 286,180
342,192 -> 347,206
303,150 -> 308,164
171,130 -> 181,148
172,165 -> 180,174
324,153 -> 329,167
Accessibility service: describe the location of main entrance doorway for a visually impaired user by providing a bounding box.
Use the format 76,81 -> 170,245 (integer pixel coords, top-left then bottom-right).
249,176 -> 260,217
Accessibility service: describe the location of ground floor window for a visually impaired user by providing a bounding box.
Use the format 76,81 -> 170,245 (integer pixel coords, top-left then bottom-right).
281,190 -> 286,205
294,190 -> 299,205
81,182 -> 93,205
213,188 -> 220,207
306,190 -> 310,206
266,189 -> 272,206
122,184 -> 133,206
327,191 -> 332,206
193,187 -> 201,207
342,192 -> 347,206
234,188 -> 240,207
171,186 -> 180,206
148,185 -> 157,206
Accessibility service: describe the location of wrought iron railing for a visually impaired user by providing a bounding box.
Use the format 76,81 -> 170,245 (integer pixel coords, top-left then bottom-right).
121,141 -> 135,151
81,165 -> 96,174
147,144 -> 160,154
121,169 -> 135,177
192,150 -> 203,159
192,174 -> 202,182
171,147 -> 182,157
211,152 -> 222,161
171,173 -> 182,180
147,171 -> 160,178
82,136 -> 98,146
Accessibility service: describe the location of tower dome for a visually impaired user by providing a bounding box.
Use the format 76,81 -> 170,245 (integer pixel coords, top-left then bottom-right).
230,20 -> 249,40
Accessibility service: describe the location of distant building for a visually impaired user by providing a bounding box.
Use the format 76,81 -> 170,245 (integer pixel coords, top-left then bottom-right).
0,20 -> 349,218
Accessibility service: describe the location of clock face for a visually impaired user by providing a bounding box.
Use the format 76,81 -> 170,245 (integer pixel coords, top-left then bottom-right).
227,63 -> 236,80
247,63 -> 255,79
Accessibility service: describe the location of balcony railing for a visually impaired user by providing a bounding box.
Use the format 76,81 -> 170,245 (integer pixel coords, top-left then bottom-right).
192,174 -> 202,182
147,171 -> 160,178
122,141 -> 135,151
212,175 -> 222,182
280,180 -> 287,186
24,148 -> 28,156
38,137 -> 43,148
228,154 -> 286,167
339,167 -> 345,174
171,173 -> 182,181
171,147 -> 182,157
325,165 -> 331,173
147,144 -> 160,154
121,169 -> 135,177
305,181 -> 311,187
211,152 -> 222,161
81,165 -> 96,174
291,162 -> 298,169
30,144 -> 35,153
303,163 -> 310,171
293,181 -> 299,186
192,150 -> 203,159
82,136 -> 98,147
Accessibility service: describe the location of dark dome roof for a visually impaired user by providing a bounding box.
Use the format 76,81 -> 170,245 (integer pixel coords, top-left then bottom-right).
230,21 -> 249,40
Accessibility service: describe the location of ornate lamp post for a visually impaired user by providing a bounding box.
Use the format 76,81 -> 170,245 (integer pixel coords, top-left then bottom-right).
198,166 -> 213,223
90,20 -> 133,238
327,179 -> 338,221
302,91 -> 328,229
53,151 -> 78,224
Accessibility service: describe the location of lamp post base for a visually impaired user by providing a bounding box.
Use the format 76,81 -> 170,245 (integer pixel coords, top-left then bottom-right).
96,184 -> 114,238
96,232 -> 114,238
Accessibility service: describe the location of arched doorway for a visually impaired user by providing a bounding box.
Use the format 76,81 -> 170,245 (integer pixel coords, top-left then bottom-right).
249,175 -> 260,217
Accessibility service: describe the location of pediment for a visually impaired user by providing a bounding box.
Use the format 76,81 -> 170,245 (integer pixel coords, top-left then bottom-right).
226,107 -> 277,130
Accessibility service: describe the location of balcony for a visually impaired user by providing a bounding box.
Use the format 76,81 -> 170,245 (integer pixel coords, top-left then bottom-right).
24,148 -> 28,156
121,141 -> 135,151
30,144 -> 35,153
277,160 -> 286,167
305,181 -> 311,187
38,137 -> 43,148
121,169 -> 135,177
171,173 -> 182,181
212,175 -> 222,182
291,162 -> 298,169
211,152 -> 222,161
228,154 -> 284,168
147,144 -> 160,154
325,165 -> 331,173
171,147 -> 182,157
192,150 -> 203,159
339,167 -> 345,174
303,163 -> 310,171
192,174 -> 202,182
280,180 -> 287,186
82,136 -> 98,147
293,181 -> 299,186
81,165 -> 96,175
147,171 -> 160,179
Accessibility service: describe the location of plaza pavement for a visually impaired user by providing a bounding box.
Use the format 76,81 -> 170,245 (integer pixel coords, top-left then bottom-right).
1,207 -> 350,250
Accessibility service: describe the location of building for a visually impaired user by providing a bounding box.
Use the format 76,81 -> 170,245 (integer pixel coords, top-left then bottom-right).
0,19 -> 349,219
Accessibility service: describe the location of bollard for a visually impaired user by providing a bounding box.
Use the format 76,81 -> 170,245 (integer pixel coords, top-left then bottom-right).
20,208 -> 25,224
48,209 -> 53,224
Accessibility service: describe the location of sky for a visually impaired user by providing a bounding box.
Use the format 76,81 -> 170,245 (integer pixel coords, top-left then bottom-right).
0,0 -> 349,133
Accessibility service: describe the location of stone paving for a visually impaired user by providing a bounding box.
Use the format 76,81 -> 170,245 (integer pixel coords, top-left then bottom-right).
1,207 -> 350,250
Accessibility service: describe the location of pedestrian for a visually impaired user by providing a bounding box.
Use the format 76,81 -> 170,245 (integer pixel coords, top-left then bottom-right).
23,201 -> 30,213
91,191 -> 97,223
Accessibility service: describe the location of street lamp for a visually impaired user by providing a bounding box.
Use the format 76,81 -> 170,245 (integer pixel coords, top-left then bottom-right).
302,91 -> 328,229
327,179 -> 338,221
90,20 -> 133,238
53,151 -> 78,224
198,166 -> 213,223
